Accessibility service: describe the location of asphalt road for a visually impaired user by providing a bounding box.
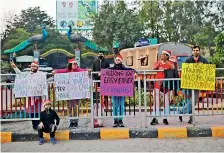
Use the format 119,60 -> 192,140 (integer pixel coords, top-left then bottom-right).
1,138 -> 224,152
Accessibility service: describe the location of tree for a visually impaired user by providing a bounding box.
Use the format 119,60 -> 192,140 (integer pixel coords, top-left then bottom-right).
1,7 -> 76,56
1,7 -> 54,42
92,1 -> 144,50
139,0 -> 219,47
211,32 -> 224,66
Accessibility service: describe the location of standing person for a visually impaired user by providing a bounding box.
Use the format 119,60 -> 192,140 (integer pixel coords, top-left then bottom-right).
100,54 -> 136,127
150,50 -> 175,125
38,100 -> 60,145
179,45 -> 209,124
92,51 -> 110,127
11,60 -> 44,130
52,58 -> 88,128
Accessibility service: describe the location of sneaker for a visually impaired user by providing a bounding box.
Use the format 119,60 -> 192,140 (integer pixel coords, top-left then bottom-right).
179,116 -> 183,122
118,120 -> 125,127
188,116 -> 193,124
38,138 -> 44,145
150,118 -> 158,125
50,137 -> 56,145
163,119 -> 169,125
113,120 -> 119,127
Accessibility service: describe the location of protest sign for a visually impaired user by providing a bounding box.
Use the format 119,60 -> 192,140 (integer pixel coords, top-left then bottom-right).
14,72 -> 48,98
100,69 -> 134,96
54,71 -> 90,101
181,63 -> 216,90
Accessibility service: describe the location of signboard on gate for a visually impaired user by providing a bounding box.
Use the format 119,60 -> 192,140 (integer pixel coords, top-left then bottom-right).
181,63 -> 216,90
14,72 -> 48,98
100,69 -> 135,96
56,0 -> 98,30
54,71 -> 90,101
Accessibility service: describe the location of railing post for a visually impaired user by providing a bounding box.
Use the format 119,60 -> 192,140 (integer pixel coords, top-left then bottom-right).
143,71 -> 147,128
192,89 -> 196,126
137,75 -> 142,128
90,72 -> 94,128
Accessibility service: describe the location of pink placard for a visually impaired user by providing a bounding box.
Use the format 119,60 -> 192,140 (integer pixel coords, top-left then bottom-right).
100,69 -> 134,97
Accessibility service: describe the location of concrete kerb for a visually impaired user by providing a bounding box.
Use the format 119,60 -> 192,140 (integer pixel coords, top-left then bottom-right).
1,126 -> 224,143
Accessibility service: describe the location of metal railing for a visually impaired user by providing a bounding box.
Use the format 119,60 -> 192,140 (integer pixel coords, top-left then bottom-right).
0,68 -> 223,128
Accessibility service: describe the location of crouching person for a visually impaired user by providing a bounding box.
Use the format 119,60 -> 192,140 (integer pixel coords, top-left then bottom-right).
38,100 -> 60,145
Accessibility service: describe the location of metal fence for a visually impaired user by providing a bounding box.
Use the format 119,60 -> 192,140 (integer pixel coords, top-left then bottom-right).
0,69 -> 223,128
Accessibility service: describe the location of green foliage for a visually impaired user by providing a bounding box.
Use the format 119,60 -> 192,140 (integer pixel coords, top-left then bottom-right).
92,1 -> 144,49
210,32 -> 224,66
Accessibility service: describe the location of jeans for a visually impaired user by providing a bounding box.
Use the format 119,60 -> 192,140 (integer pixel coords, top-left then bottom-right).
38,124 -> 56,138
180,89 -> 199,114
112,96 -> 125,121
152,88 -> 170,116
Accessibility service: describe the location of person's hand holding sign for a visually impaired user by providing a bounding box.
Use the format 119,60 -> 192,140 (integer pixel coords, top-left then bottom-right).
10,61 -> 17,68
52,71 -> 56,75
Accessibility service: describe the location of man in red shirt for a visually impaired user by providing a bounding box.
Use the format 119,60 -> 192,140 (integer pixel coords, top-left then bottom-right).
151,50 -> 175,125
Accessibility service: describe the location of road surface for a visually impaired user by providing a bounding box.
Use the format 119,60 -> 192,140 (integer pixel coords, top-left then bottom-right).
1,138 -> 224,152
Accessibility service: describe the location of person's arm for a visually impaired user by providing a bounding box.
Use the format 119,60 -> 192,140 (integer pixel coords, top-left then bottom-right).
92,61 -> 96,72
54,111 -> 60,126
166,61 -> 175,69
39,112 -> 44,124
203,58 -> 209,64
153,61 -> 160,70
54,69 -> 69,74
184,57 -> 190,63
105,61 -> 110,68
11,61 -> 21,74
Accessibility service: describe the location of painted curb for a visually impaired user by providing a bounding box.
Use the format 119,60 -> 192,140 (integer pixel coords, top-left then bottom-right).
70,129 -> 100,140
158,127 -> 187,138
100,128 -> 129,140
1,126 -> 224,143
129,128 -> 158,138
187,127 -> 212,137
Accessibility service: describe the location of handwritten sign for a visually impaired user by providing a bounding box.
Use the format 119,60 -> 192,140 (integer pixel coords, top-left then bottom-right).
181,63 -> 216,90
14,72 -> 48,98
100,69 -> 134,96
54,71 -> 90,101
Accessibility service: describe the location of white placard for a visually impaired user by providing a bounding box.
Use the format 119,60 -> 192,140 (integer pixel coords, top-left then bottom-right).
14,72 -> 48,98
54,71 -> 90,101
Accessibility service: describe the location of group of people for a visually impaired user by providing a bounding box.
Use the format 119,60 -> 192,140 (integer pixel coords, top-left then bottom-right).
9,45 -> 208,145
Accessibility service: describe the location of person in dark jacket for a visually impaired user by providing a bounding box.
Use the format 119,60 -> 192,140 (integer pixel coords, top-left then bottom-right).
179,45 -> 209,124
38,100 -> 60,145
99,53 -> 136,127
92,51 -> 110,127
92,51 -> 110,80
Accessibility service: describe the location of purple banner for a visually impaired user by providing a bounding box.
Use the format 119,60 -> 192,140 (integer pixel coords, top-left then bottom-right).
100,69 -> 134,97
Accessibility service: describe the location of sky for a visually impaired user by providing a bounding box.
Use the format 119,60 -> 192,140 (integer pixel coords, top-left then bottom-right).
0,0 -> 118,33
0,0 -> 57,21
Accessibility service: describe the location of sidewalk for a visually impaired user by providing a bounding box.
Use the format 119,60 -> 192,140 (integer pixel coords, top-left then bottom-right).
1,115 -> 224,143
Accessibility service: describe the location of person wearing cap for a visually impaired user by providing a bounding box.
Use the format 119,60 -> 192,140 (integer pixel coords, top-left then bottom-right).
52,58 -> 88,128
38,100 -> 60,145
92,51 -> 110,81
92,51 -> 110,128
150,50 -> 175,125
179,45 -> 209,124
11,60 -> 44,130
99,53 -> 137,127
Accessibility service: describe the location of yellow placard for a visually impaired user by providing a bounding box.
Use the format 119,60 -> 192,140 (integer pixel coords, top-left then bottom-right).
181,63 -> 216,90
